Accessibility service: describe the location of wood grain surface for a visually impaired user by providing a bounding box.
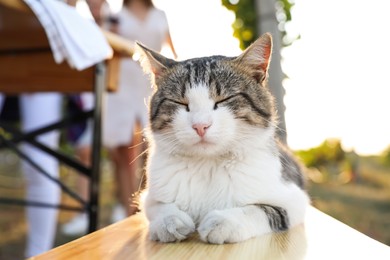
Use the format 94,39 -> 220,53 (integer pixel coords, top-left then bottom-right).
31,207 -> 390,260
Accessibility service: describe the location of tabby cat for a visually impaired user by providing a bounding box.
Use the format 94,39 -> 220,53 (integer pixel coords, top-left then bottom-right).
136,33 -> 310,244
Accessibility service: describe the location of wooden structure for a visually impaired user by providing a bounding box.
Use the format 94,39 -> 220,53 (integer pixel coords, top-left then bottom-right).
31,207 -> 390,259
0,0 -> 134,93
0,0 -> 134,232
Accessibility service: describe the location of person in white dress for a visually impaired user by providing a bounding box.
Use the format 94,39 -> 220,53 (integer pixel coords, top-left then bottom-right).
103,0 -> 177,217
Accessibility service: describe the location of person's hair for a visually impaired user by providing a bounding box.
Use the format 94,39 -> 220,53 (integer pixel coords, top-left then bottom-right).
123,0 -> 154,8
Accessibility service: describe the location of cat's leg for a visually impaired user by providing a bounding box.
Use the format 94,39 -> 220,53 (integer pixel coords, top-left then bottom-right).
198,205 -> 274,244
145,200 -> 195,242
198,197 -> 307,244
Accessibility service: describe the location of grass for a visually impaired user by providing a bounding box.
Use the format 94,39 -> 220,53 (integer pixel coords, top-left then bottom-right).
307,154 -> 390,245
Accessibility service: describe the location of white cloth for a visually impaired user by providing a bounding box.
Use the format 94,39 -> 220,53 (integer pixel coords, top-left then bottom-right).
24,0 -> 112,70
103,7 -> 169,148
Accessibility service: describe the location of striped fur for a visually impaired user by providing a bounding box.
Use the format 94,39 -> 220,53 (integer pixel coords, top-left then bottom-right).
257,204 -> 290,232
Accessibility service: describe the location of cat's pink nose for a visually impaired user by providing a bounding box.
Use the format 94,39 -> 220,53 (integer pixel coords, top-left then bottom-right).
192,123 -> 211,137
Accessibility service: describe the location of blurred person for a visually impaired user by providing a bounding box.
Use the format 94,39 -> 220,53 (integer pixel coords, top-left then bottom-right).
103,0 -> 177,219
86,0 -> 111,25
20,94 -> 62,257
0,93 -> 62,257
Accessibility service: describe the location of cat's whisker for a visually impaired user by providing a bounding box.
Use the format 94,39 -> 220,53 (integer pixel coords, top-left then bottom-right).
262,117 -> 287,135
129,147 -> 149,166
128,140 -> 147,149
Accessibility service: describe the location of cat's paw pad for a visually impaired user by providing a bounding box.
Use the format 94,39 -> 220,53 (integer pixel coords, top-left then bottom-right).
149,213 -> 195,242
198,211 -> 243,244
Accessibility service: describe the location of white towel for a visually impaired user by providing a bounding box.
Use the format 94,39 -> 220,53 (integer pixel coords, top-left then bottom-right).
24,0 -> 67,64
24,0 -> 113,71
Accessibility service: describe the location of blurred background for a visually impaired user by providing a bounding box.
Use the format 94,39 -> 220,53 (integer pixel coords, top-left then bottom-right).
1,0 -> 390,259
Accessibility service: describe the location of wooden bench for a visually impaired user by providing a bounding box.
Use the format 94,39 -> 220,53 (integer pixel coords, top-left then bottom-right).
31,206 -> 390,259
0,0 -> 134,232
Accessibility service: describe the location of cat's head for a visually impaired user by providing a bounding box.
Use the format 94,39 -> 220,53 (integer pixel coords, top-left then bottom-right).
137,33 -> 277,157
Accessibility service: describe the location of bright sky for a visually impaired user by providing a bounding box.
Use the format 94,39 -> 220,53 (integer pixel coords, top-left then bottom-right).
282,0 -> 390,155
104,0 -> 390,155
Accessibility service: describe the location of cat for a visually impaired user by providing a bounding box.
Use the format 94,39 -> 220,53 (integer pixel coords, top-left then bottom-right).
136,33 -> 310,244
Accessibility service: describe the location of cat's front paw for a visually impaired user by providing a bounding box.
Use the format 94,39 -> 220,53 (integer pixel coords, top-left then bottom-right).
149,212 -> 195,242
198,210 -> 247,244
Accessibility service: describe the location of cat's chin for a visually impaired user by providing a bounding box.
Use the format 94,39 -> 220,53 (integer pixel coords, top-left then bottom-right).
196,139 -> 215,146
185,141 -> 229,157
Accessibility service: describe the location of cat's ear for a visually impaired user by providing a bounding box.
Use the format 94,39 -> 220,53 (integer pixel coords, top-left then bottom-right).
136,42 -> 177,81
234,33 -> 273,84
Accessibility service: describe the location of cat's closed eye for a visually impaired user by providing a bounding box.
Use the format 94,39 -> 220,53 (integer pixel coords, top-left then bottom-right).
167,98 -> 189,112
214,95 -> 237,110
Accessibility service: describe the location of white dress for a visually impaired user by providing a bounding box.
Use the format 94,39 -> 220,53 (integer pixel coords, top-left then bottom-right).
103,7 -> 169,148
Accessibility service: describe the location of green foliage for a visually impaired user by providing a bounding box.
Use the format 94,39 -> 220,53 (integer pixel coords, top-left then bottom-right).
296,139 -> 346,168
380,145 -> 390,167
221,0 -> 295,49
222,0 -> 257,49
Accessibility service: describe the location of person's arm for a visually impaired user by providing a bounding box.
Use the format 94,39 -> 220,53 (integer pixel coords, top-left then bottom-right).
165,31 -> 178,60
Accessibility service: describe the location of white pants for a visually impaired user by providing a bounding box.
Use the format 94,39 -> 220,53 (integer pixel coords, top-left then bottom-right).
0,93 -> 61,257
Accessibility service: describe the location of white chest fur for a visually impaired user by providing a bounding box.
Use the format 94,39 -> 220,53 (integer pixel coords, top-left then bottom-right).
147,146 -> 287,224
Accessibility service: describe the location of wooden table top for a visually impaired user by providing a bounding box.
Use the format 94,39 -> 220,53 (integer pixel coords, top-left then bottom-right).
31,207 -> 390,260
